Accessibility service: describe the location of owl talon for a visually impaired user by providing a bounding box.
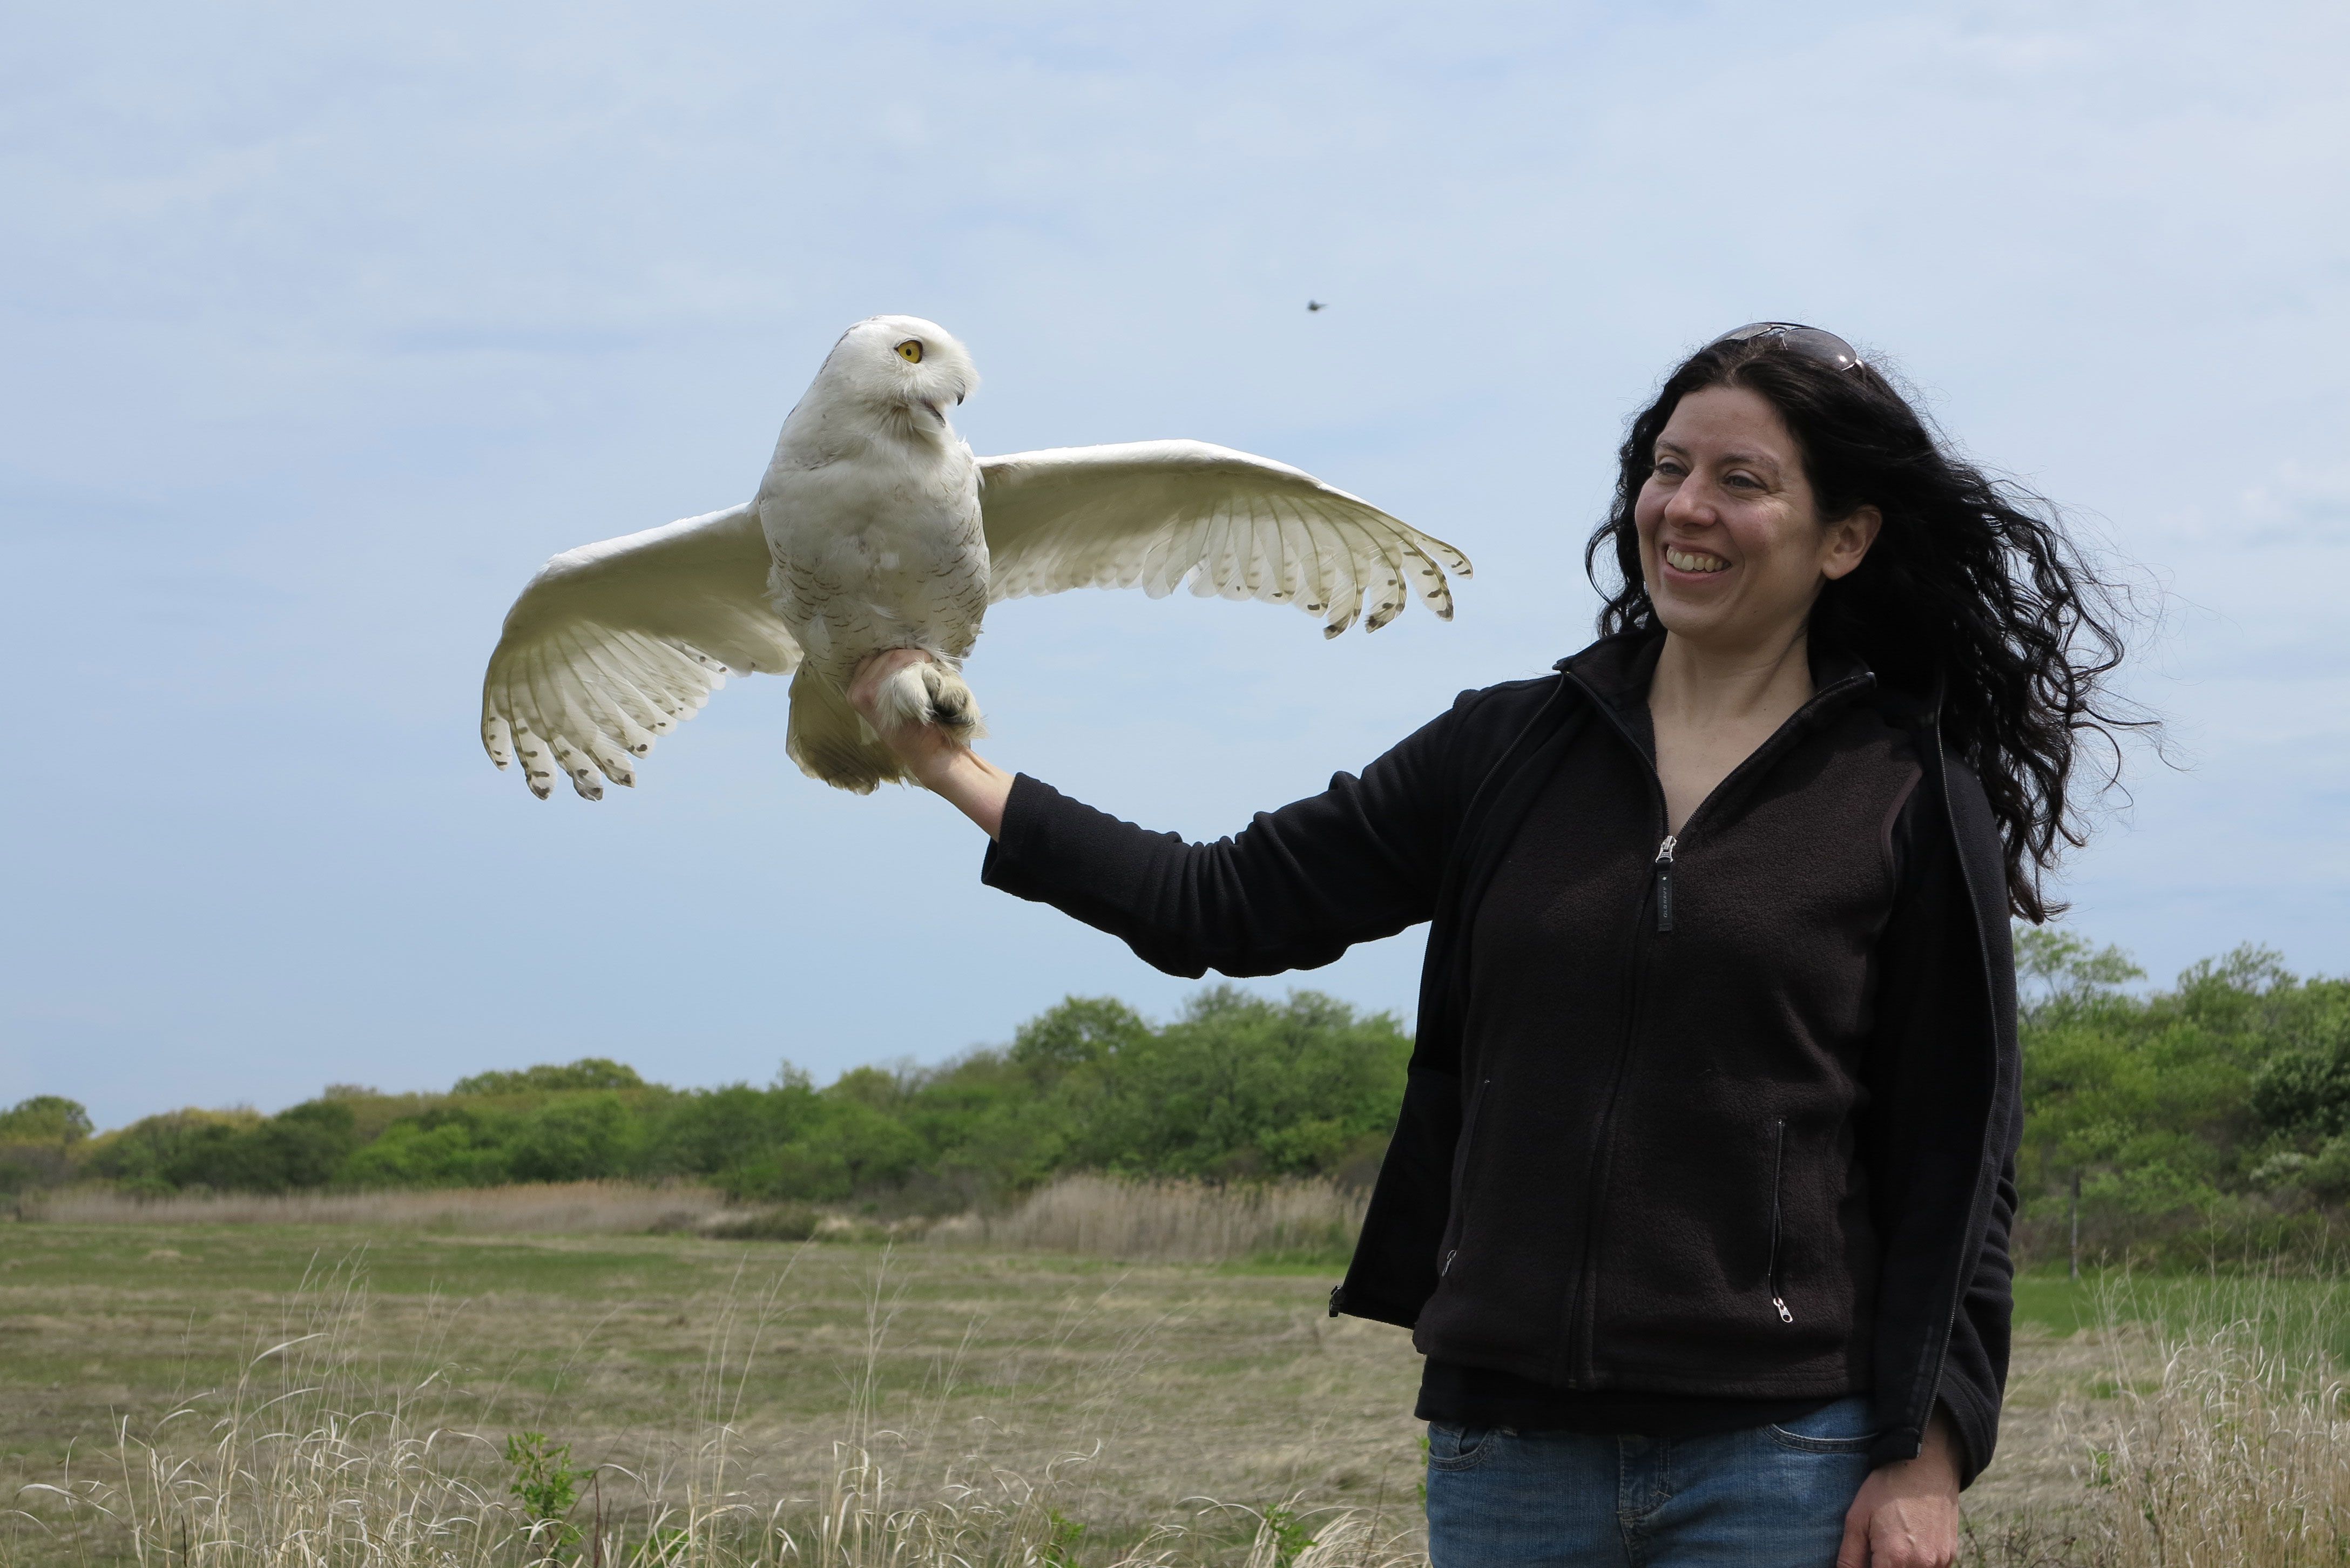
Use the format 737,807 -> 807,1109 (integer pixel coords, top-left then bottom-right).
873,655 -> 986,744
920,662 -> 983,742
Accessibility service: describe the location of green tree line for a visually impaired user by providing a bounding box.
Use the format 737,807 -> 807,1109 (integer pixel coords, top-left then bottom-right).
8,941 -> 2349,1262
3,988 -> 1408,1209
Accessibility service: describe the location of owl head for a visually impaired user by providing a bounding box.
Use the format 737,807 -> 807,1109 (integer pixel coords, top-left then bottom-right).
819,314 -> 980,425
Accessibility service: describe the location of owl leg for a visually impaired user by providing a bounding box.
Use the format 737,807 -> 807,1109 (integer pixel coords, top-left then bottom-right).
874,656 -> 986,744
919,661 -> 985,742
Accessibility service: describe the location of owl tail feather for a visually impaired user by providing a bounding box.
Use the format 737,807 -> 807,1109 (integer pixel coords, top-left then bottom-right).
785,666 -> 914,794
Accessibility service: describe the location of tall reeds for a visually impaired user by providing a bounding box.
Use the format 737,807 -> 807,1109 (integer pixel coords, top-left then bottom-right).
927,1176 -> 1367,1263
21,1180 -> 727,1234
10,1260 -> 507,1567
2082,1276 -> 2349,1566
18,1174 -> 1366,1264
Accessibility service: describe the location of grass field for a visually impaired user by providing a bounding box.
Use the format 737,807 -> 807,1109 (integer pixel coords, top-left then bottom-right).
2,1215 -> 2342,1566
0,1220 -> 1425,1566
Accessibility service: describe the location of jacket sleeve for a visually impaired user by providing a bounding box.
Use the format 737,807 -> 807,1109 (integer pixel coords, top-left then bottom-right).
977,693 -> 1479,978
1939,1095 -> 2021,1487
1858,772 -> 2020,1488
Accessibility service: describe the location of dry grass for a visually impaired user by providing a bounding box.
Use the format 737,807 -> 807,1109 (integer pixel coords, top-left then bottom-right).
21,1175 -> 1368,1266
0,1221 -> 1428,1568
0,1247 -> 1420,1568
1963,1276 -> 2350,1566
2088,1324 -> 2349,1565
8,1197 -> 2346,1567
930,1177 -> 1367,1264
22,1182 -> 730,1234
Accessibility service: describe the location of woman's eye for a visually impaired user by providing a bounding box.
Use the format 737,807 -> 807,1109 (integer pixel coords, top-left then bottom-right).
896,340 -> 923,363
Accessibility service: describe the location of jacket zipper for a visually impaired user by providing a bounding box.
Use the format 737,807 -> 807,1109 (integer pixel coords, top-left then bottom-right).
1557,804 -> 1672,1381
1439,1076 -> 1494,1278
1551,667 -> 1872,1381
1652,834 -> 1678,932
1768,1118 -> 1794,1324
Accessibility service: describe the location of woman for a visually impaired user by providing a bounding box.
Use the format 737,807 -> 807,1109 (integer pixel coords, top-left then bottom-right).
848,323 -> 2136,1567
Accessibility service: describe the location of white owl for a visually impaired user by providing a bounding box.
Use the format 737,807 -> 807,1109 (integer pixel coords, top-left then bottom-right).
480,315 -> 1471,797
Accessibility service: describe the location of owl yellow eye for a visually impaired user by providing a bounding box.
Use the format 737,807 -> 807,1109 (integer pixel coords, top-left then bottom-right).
896,340 -> 923,363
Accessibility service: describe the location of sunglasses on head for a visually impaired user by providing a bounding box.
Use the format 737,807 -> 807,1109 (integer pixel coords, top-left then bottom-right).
1709,321 -> 1866,374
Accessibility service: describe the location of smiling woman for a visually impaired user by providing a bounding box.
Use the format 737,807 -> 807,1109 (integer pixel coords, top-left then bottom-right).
1591,325 -> 2144,923
848,322 -> 2146,1568
1627,381 -> 1888,838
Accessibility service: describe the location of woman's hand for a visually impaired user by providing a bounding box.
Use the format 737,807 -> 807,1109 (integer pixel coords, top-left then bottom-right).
847,649 -> 1014,839
1835,1408 -> 1962,1568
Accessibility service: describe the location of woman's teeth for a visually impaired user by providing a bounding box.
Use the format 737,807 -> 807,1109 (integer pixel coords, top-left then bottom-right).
1665,546 -> 1729,574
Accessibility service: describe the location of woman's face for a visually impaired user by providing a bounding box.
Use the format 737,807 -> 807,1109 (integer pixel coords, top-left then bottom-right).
1633,384 -> 1880,655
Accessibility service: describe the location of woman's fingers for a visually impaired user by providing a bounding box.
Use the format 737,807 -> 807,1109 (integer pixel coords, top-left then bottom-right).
1835,1500 -> 1871,1568
839,650 -> 1009,832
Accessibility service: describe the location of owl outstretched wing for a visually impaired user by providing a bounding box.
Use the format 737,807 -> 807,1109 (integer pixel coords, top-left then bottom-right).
977,441 -> 1470,636
480,503 -> 801,800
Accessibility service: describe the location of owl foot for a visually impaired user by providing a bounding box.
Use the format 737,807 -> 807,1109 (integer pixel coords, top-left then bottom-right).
919,660 -> 984,742
875,656 -> 987,744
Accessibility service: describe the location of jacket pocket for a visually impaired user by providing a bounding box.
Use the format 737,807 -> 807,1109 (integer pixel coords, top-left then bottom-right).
1435,1077 -> 1493,1279
1767,1118 -> 1793,1324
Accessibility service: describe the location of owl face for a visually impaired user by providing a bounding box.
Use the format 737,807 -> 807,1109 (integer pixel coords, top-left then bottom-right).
827,314 -> 979,423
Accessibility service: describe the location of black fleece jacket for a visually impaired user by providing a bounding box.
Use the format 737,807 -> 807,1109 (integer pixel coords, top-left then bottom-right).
980,631 -> 2023,1485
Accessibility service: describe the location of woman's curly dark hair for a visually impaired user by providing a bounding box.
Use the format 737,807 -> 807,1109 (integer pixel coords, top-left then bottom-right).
1585,335 -> 2149,922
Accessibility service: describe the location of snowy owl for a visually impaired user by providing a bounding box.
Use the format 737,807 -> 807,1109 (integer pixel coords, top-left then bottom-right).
480,315 -> 1471,797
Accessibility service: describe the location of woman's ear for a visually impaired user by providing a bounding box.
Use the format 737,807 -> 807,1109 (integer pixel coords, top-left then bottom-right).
1820,504 -> 1883,582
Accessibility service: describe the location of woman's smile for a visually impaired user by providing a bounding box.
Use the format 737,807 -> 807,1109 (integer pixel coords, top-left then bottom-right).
1662,544 -> 1731,575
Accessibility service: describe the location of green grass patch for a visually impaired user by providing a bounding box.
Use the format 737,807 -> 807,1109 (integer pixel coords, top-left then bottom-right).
1218,1247 -> 1353,1276
2012,1265 -> 2349,1368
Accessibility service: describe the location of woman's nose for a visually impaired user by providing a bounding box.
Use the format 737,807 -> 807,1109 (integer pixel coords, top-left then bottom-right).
1661,479 -> 1716,526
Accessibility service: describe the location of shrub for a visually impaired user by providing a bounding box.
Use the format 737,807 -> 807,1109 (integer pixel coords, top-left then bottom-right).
2016,933 -> 2350,1266
0,1094 -> 91,1193
2251,1036 -> 2350,1139
503,1093 -> 638,1182
340,1109 -> 516,1188
1062,988 -> 1410,1180
451,1058 -> 645,1096
0,1095 -> 93,1145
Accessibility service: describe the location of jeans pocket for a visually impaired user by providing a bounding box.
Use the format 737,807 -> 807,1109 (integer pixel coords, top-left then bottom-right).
1766,1396 -> 1878,1454
1426,1421 -> 1504,1471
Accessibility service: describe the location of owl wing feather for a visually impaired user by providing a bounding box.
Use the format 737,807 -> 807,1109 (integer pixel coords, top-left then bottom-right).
480,502 -> 801,799
977,441 -> 1470,636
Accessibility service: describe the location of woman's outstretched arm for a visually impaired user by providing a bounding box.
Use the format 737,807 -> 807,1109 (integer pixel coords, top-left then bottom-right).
849,649 -> 1014,837
845,647 -> 1481,980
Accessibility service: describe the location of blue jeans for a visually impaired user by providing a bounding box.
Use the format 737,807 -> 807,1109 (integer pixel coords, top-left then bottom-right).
1424,1396 -> 1876,1567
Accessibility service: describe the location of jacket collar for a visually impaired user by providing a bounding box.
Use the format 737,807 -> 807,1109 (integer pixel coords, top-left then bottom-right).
1551,627 -> 1879,716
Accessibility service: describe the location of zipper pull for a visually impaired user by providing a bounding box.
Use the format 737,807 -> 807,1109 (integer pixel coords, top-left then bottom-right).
1653,834 -> 1678,932
1773,1295 -> 1794,1324
1441,1248 -> 1458,1276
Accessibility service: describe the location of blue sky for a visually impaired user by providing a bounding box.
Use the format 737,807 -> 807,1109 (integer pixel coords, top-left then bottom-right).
5,2 -> 2346,1129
